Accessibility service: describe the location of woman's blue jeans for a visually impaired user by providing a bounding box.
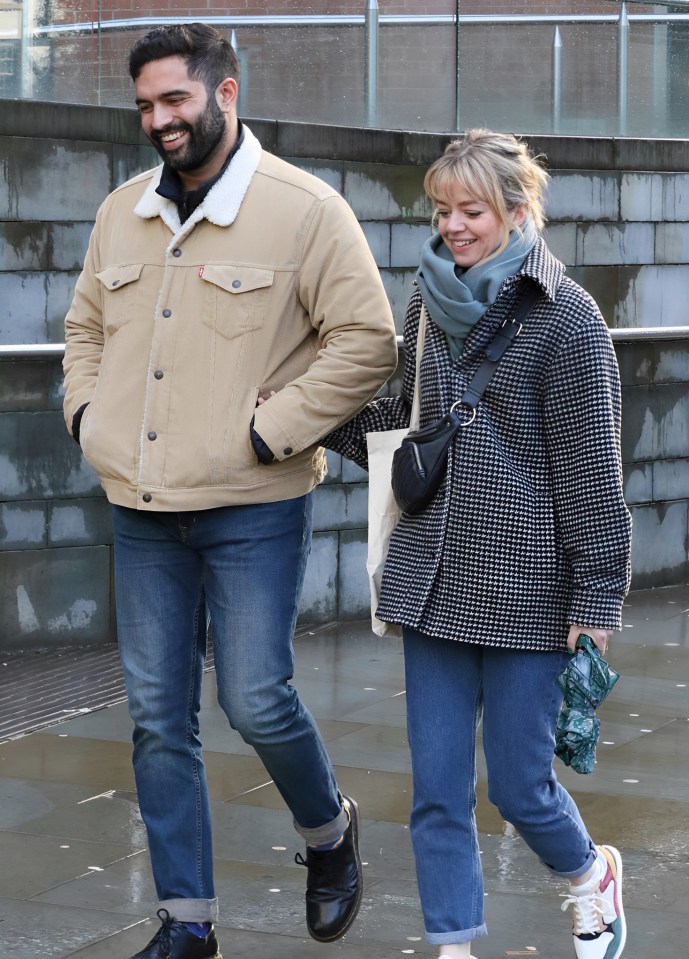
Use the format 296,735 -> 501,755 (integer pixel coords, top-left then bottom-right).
112,496 -> 346,922
403,628 -> 598,946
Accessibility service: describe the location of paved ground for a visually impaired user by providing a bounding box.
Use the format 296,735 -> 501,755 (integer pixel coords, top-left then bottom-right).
1,585 -> 688,958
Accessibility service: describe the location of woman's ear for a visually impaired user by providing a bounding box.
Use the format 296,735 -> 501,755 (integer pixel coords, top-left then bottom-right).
512,202 -> 529,228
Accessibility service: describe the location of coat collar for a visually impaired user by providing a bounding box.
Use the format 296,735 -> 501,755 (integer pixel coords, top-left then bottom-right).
519,236 -> 564,302
133,124 -> 263,246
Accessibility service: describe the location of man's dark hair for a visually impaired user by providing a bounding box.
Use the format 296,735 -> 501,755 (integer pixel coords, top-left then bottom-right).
128,23 -> 240,91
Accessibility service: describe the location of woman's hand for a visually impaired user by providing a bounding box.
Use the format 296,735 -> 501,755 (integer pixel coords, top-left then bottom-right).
566,624 -> 612,656
257,390 -> 277,406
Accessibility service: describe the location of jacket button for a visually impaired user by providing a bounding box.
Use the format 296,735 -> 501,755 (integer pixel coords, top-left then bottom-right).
232,280 -> 241,288
148,431 -> 157,441
154,370 -> 164,379
142,493 -> 152,503
162,308 -> 172,317
112,279 -> 120,287
283,447 -> 293,456
172,248 -> 182,257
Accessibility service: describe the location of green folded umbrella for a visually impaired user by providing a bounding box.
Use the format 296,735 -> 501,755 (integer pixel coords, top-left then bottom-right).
555,634 -> 620,775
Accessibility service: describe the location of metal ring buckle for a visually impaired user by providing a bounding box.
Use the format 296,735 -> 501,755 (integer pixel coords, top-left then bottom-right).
449,401 -> 477,426
501,318 -> 523,334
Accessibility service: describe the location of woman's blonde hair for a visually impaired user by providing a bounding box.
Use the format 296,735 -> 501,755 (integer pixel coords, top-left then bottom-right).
424,129 -> 550,250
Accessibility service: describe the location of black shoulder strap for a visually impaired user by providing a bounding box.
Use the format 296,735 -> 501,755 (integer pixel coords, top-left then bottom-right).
459,280 -> 542,411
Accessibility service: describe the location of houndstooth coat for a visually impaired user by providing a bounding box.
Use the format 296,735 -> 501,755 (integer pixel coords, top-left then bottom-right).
326,238 -> 632,651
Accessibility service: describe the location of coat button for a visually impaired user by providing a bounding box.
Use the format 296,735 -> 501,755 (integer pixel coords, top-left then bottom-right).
162,309 -> 172,317
283,447 -> 293,456
154,370 -> 164,379
148,431 -> 157,441
172,248 -> 182,257
232,280 -> 241,288
112,279 -> 120,287
142,493 -> 152,503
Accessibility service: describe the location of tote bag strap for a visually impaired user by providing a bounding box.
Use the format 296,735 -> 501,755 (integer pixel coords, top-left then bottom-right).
409,304 -> 427,430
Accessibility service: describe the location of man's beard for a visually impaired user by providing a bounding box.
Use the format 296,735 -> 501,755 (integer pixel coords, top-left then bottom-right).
151,95 -> 226,173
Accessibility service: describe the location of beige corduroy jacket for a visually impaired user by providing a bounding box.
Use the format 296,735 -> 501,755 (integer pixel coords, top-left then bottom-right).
63,125 -> 397,511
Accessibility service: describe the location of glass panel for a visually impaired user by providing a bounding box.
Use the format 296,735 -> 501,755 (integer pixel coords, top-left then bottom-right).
4,2 -> 689,139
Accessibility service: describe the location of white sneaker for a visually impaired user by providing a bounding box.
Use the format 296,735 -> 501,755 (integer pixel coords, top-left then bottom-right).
561,844 -> 626,959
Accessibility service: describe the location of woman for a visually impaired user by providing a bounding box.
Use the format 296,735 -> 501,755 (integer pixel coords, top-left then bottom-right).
326,130 -> 632,959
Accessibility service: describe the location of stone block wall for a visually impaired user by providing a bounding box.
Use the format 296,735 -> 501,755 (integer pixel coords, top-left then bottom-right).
1,101 -> 688,646
618,336 -> 689,589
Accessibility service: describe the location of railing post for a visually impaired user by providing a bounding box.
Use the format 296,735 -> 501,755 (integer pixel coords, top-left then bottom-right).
365,0 -> 379,128
552,25 -> 562,133
231,29 -> 248,117
97,0 -> 103,105
21,0 -> 34,98
455,0 -> 461,131
652,16 -> 668,137
618,1 -> 629,135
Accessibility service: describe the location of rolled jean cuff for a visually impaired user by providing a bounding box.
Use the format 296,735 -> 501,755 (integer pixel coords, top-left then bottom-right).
158,897 -> 219,923
549,842 -> 599,881
426,922 -> 487,945
293,803 -> 349,846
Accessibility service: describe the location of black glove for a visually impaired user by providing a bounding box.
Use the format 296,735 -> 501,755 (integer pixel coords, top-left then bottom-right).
71,403 -> 89,445
250,416 -> 275,464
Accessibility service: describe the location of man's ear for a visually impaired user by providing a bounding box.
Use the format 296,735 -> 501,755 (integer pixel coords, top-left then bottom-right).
216,77 -> 238,113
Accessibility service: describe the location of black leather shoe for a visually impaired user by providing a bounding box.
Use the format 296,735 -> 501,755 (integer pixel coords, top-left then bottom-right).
130,910 -> 221,959
298,794 -> 363,942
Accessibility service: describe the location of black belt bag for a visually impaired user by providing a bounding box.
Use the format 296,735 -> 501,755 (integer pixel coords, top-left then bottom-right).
391,409 -> 464,515
391,282 -> 541,516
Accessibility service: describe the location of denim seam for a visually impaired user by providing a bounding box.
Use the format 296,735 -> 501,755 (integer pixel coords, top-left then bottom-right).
545,811 -> 597,877
188,594 -> 205,895
468,680 -> 483,929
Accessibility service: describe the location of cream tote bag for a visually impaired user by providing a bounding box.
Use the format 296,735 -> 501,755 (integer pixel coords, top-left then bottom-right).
365,306 -> 426,637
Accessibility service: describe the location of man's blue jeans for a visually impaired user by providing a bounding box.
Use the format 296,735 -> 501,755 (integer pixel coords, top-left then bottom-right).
403,628 -> 598,946
112,496 -> 346,923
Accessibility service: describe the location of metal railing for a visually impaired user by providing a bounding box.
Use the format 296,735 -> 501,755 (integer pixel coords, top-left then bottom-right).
14,2 -> 689,135
4,327 -> 689,363
0,344 -> 66,358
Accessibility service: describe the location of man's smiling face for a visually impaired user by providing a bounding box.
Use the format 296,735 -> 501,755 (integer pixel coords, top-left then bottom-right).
134,55 -> 227,176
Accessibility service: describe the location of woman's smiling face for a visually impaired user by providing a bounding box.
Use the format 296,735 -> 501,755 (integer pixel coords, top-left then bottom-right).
435,181 -> 521,269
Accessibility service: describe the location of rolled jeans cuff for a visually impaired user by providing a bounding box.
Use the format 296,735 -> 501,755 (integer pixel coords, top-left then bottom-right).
158,897 -> 218,923
293,802 -> 349,846
549,842 -> 599,881
426,922 -> 487,945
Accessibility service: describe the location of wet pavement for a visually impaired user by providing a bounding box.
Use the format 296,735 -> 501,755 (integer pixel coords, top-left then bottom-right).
1,584 -> 688,958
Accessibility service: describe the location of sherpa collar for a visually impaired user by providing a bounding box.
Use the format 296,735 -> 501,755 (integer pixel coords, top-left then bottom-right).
133,124 -> 263,246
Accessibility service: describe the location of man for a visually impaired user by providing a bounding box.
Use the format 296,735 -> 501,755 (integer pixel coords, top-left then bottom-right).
63,23 -> 397,959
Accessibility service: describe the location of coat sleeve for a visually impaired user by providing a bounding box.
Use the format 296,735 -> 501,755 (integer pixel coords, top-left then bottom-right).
323,290 -> 425,469
543,300 -> 632,629
251,193 -> 398,460
62,214 -> 104,437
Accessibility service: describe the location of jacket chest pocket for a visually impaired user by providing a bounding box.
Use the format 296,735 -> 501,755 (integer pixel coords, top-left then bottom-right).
95,263 -> 145,335
200,265 -> 274,341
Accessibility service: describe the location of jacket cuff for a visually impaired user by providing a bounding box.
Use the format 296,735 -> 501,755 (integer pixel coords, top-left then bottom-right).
568,591 -> 626,632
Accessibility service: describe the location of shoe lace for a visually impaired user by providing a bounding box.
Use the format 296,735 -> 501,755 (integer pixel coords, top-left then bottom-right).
295,849 -> 328,877
153,909 -> 175,951
560,891 -> 606,936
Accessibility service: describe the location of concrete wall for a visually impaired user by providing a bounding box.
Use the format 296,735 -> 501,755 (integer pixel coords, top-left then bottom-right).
1,101 -> 688,647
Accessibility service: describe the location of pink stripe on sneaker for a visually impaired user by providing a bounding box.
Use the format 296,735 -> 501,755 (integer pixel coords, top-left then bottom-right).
600,864 -> 614,893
